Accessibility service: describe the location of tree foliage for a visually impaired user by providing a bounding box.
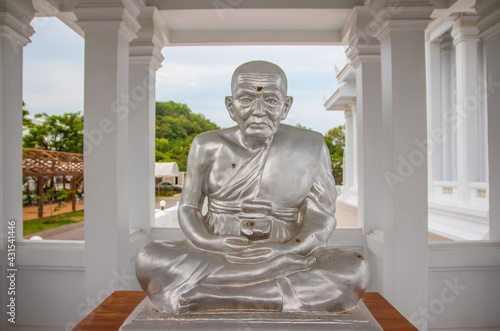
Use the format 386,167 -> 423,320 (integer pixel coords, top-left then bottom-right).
23,111 -> 84,154
21,102 -> 218,173
324,125 -> 345,185
155,101 -> 219,171
22,102 -> 34,131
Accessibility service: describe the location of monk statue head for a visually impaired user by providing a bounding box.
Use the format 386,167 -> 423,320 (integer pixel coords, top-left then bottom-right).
225,61 -> 294,143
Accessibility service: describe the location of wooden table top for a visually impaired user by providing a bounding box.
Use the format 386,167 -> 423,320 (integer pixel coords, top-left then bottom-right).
72,291 -> 417,330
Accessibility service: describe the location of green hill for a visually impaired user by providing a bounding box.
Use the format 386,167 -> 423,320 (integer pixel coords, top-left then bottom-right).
155,101 -> 220,171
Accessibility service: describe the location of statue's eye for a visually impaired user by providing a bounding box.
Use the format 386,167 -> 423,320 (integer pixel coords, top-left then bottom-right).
240,97 -> 253,105
265,98 -> 278,105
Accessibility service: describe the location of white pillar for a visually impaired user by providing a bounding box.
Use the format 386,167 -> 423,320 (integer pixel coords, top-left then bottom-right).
452,14 -> 481,203
440,33 -> 455,182
0,0 -> 34,328
74,0 -> 140,301
345,6 -> 384,235
476,1 -> 500,240
343,6 -> 384,293
352,105 -> 359,191
128,7 -> 164,232
425,37 -> 443,199
371,0 -> 433,322
343,108 -> 354,191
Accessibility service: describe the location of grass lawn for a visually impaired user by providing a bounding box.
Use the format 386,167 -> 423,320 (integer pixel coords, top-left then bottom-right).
23,211 -> 84,236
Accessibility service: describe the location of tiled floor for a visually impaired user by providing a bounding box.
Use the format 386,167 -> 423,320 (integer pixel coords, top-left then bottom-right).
335,200 -> 453,242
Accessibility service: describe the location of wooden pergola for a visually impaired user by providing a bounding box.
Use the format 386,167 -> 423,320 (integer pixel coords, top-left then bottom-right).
22,148 -> 84,218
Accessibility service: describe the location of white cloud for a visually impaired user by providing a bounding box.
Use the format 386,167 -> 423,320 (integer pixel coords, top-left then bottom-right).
157,45 -> 347,133
24,22 -> 347,134
23,17 -> 84,116
23,60 -> 84,115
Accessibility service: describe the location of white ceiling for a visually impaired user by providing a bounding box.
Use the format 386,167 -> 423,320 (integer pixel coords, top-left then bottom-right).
161,9 -> 350,31
158,8 -> 353,45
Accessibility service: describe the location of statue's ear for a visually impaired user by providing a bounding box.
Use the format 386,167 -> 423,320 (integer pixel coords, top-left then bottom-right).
225,96 -> 236,122
281,96 -> 293,120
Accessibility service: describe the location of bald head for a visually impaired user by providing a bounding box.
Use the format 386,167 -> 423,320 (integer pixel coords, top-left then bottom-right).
231,61 -> 288,95
226,61 -> 293,143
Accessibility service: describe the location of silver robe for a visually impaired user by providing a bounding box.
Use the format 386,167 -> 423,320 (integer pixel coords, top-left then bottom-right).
136,125 -> 368,313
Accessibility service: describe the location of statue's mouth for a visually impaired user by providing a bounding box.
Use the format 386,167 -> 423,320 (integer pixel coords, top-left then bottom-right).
248,122 -> 269,129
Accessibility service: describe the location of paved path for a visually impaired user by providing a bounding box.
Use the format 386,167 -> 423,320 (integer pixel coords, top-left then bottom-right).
24,221 -> 85,241
155,194 -> 181,209
24,195 -> 452,242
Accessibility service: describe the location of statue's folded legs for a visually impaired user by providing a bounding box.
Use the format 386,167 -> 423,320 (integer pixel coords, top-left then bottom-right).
137,241 -> 368,313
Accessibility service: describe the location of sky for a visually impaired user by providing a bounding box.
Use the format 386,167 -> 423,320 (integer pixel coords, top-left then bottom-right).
23,17 -> 348,135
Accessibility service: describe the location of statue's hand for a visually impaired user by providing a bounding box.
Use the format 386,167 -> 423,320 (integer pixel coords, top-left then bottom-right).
196,234 -> 250,254
226,242 -> 298,264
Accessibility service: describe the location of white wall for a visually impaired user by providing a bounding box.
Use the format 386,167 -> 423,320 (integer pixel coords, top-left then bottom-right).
15,241 -> 85,330
425,242 -> 500,331
366,235 -> 500,331
10,233 -> 148,331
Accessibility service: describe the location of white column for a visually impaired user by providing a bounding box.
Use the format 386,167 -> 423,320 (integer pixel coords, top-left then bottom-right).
452,14 -> 481,202
74,0 -> 140,301
371,0 -> 433,322
426,37 -> 442,199
345,6 -> 384,235
0,0 -> 34,328
476,1 -> 500,240
128,7 -> 164,232
343,6 -> 384,293
440,33 -> 454,182
343,108 -> 354,191
352,105 -> 359,192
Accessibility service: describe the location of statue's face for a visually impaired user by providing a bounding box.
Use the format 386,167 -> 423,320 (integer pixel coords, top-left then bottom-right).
226,73 -> 292,141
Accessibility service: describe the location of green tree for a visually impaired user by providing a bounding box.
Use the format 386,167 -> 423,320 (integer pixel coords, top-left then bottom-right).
324,125 -> 345,185
155,101 -> 219,171
23,112 -> 84,154
22,102 -> 34,131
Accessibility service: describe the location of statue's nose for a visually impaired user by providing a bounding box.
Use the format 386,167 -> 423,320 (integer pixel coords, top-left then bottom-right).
252,98 -> 266,117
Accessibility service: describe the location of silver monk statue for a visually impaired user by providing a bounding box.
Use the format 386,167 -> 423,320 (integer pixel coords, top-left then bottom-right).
136,61 -> 369,314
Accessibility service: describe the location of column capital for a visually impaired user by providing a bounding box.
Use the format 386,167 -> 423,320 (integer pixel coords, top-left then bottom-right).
0,0 -> 35,48
130,6 -> 164,71
343,6 -> 380,69
475,0 -> 500,40
74,0 -> 141,41
451,14 -> 480,45
440,32 -> 452,53
344,108 -> 354,118
369,0 -> 434,41
346,37 -> 380,69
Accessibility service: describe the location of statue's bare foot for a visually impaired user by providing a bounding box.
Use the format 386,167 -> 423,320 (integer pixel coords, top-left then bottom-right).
178,283 -> 282,313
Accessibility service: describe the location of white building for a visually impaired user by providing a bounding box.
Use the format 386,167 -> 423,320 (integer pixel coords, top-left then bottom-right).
324,64 -> 359,207
1,0 -> 499,330
326,3 -> 491,242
